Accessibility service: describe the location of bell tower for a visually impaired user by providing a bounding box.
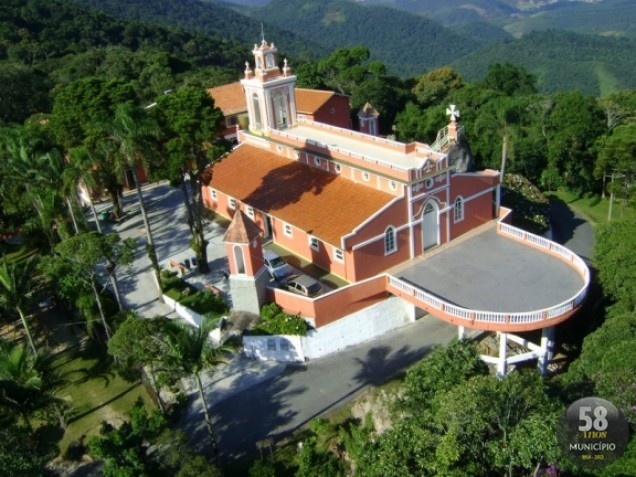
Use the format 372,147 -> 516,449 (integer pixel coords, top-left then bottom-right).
241,38 -> 298,135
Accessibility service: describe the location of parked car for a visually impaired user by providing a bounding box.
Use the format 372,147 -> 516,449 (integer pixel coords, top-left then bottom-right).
264,250 -> 293,280
284,274 -> 323,297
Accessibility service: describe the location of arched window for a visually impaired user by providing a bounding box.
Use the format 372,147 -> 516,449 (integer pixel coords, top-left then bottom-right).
252,93 -> 262,129
266,53 -> 275,68
274,91 -> 288,129
384,226 -> 397,255
454,196 -> 464,223
233,245 -> 245,274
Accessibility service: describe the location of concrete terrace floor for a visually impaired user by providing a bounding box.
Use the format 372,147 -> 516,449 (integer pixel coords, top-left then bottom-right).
395,226 -> 585,313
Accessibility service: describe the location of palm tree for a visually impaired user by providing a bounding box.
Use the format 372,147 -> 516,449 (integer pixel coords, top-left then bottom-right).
161,317 -> 234,454
0,342 -> 63,431
104,103 -> 162,293
0,258 -> 42,355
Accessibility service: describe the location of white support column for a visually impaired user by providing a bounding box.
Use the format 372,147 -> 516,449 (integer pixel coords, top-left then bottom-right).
497,332 -> 508,379
538,326 -> 556,375
458,325 -> 465,340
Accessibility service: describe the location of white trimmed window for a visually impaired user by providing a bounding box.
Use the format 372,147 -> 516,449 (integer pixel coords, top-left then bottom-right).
363,171 -> 370,181
389,180 -> 397,191
211,189 -> 217,200
314,156 -> 321,166
309,236 -> 319,251
335,164 -> 341,174
334,248 -> 344,262
284,223 -> 293,237
425,178 -> 434,189
247,206 -> 254,219
228,198 -> 236,210
384,227 -> 397,255
454,196 -> 464,223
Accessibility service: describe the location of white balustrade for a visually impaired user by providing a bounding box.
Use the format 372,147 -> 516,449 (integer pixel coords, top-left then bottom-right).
385,219 -> 589,329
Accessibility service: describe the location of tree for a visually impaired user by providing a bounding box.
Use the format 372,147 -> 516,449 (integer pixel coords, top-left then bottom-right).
102,102 -> 162,293
88,399 -> 165,477
413,66 -> 463,108
161,316 -> 234,454
594,220 -> 636,310
482,63 -> 537,97
595,123 -> 636,217
401,339 -> 488,411
108,314 -> 170,413
0,257 -> 43,354
50,77 -> 139,218
154,86 -> 226,273
40,232 -> 135,339
545,91 -> 605,193
0,342 -> 62,431
0,414 -> 51,477
435,372 -> 560,477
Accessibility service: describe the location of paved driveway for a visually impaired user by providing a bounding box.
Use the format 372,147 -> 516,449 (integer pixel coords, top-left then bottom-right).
396,227 -> 585,313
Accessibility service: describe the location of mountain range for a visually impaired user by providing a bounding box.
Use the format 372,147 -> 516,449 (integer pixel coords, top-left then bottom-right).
71,0 -> 636,95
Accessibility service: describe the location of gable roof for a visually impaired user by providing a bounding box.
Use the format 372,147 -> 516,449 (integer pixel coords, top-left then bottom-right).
209,83 -> 344,117
208,145 -> 394,246
295,88 -> 337,115
208,83 -> 246,116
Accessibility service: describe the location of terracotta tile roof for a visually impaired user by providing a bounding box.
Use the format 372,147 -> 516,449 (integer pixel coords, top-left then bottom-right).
208,83 -> 246,116
295,88 -> 336,114
209,145 -> 394,246
209,83 -> 344,117
223,210 -> 262,244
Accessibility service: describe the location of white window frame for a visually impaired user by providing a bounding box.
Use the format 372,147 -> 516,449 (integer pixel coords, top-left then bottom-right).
363,171 -> 370,181
384,226 -> 397,255
284,223 -> 293,238
314,156 -> 321,166
247,206 -> 255,219
389,180 -> 397,191
425,178 -> 434,189
211,189 -> 217,200
335,164 -> 341,174
309,236 -> 319,251
228,198 -> 236,210
454,196 -> 464,223
334,248 -> 344,263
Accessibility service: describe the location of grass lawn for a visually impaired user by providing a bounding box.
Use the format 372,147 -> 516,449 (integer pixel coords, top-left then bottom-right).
545,190 -> 636,226
50,340 -> 154,456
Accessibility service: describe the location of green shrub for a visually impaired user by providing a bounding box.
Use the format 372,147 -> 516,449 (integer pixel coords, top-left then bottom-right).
181,291 -> 227,315
260,303 -> 282,321
250,305 -> 311,336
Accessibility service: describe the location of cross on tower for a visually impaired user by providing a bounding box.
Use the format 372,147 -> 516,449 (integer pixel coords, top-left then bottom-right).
446,104 -> 460,122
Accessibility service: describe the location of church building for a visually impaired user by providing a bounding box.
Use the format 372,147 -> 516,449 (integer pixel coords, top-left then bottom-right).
202,39 -> 500,283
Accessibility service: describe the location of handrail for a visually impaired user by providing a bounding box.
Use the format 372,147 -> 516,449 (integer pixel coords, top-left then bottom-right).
386,221 -> 590,328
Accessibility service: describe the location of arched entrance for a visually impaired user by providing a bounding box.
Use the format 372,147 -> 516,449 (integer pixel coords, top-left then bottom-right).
422,201 -> 439,251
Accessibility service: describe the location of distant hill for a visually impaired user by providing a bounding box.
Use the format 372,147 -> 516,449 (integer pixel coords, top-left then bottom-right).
71,0 -> 322,62
452,29 -> 636,96
341,0 -> 636,38
251,0 -> 481,77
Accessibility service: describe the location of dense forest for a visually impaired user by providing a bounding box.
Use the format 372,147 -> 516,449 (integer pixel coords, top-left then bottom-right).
1,0 -> 635,475
71,0 -> 320,62
74,0 -> 636,95
452,29 -> 636,96
0,0 -> 248,124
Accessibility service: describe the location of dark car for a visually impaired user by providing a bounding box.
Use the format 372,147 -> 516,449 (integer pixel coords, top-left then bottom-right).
284,275 -> 323,297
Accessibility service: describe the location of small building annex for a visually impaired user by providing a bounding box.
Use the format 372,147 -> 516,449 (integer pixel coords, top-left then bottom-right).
203,38 -> 500,283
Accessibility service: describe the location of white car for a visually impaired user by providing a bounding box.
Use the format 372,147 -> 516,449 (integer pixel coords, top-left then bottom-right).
263,250 -> 293,281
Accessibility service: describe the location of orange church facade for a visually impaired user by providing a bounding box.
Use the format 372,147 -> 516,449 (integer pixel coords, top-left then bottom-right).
203,39 -> 500,283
